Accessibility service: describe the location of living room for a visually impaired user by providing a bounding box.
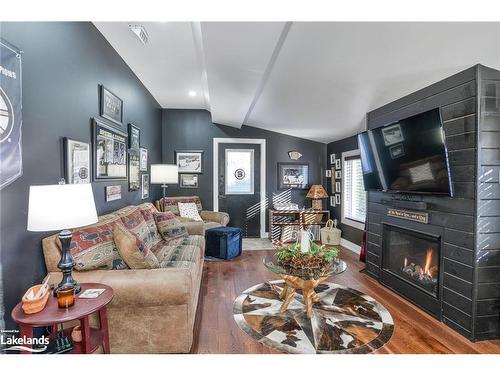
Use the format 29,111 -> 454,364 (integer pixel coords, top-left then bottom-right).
1,0 -> 500,372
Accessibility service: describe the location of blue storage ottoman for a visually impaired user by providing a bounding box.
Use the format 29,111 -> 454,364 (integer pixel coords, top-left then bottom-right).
205,226 -> 242,260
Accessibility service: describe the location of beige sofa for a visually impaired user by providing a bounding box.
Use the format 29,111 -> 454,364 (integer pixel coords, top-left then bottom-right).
155,195 -> 230,230
42,203 -> 204,354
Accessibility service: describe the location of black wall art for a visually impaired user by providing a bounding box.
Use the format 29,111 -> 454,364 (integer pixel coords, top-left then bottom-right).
100,85 -> 123,126
93,118 -> 128,180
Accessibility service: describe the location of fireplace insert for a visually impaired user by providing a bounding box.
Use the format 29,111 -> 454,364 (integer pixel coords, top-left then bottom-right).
382,224 -> 440,298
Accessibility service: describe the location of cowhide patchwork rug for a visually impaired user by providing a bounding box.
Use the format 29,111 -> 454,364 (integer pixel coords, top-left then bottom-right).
233,280 -> 394,354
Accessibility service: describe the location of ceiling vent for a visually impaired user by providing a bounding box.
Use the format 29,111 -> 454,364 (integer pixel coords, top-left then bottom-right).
129,24 -> 149,45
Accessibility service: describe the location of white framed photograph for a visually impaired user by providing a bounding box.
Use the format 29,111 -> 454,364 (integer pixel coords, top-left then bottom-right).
335,170 -> 342,179
335,158 -> 341,170
335,194 -> 341,205
141,173 -> 149,199
139,147 -> 148,171
330,195 -> 335,207
325,169 -> 332,178
105,185 -> 121,202
335,181 -> 341,193
180,173 -> 198,188
382,123 -> 404,146
175,150 -> 203,174
330,153 -> 335,164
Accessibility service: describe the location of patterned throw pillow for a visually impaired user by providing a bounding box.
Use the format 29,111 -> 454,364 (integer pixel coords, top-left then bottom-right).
178,202 -> 203,222
117,207 -> 155,247
153,211 -> 189,241
137,203 -> 162,247
62,215 -> 128,271
113,223 -> 160,269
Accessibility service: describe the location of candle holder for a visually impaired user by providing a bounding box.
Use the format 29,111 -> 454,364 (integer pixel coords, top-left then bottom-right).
56,286 -> 75,309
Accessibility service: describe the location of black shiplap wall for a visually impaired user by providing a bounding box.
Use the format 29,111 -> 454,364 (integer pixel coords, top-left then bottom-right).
476,66 -> 500,340
365,65 -> 495,341
326,136 -> 363,246
0,22 -> 162,330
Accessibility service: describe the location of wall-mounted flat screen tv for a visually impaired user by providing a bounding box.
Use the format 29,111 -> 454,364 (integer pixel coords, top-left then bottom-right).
358,108 -> 453,196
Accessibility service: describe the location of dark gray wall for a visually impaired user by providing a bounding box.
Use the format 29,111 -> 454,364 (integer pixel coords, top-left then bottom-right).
326,135 -> 363,246
162,109 -> 327,229
0,22 -> 162,329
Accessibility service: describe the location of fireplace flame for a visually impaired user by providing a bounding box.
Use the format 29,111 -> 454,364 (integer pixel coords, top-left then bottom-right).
424,248 -> 433,277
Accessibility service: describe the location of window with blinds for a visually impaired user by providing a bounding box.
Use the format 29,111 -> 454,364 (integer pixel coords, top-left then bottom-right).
342,154 -> 367,225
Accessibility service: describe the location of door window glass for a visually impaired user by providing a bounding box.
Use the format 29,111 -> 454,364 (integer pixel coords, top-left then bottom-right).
225,149 -> 254,195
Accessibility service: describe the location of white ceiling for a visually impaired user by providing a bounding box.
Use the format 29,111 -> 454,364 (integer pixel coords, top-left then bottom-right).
94,22 -> 500,143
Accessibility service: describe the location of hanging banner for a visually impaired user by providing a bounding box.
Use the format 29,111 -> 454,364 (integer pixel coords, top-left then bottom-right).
0,39 -> 23,190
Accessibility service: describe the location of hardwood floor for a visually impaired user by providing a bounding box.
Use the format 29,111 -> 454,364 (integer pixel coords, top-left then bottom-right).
191,247 -> 500,354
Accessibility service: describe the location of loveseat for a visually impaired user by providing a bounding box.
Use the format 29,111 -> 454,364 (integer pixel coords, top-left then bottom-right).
42,202 -> 204,354
155,196 -> 230,230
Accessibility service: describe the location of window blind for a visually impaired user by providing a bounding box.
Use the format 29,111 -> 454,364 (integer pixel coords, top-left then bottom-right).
343,156 -> 367,223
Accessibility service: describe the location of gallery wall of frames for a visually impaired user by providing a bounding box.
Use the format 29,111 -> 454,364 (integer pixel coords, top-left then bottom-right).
0,22 -> 162,330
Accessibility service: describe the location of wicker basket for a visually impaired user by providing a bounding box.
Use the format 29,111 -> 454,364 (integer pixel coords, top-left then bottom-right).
22,284 -> 50,314
320,219 -> 341,246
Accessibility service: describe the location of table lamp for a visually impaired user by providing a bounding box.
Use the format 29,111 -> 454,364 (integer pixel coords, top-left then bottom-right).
150,164 -> 178,211
306,184 -> 328,210
27,183 -> 98,294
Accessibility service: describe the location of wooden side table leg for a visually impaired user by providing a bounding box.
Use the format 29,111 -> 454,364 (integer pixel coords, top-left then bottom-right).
19,324 -> 33,354
80,316 -> 91,354
98,307 -> 111,354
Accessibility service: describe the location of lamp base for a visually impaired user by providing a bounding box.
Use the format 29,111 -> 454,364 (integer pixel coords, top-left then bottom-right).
311,199 -> 323,210
55,229 -> 81,295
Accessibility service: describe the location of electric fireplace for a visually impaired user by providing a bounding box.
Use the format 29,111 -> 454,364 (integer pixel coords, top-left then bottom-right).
380,223 -> 442,317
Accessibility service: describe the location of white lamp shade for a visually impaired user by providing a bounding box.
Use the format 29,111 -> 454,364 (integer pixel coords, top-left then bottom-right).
150,164 -> 179,184
27,184 -> 98,231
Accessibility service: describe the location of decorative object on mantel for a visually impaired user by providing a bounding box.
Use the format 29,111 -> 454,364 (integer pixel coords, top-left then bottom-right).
306,184 -> 328,210
27,182 -> 98,294
287,150 -> 302,160
233,280 -> 394,354
99,85 -> 123,127
320,219 -> 341,246
150,164 -> 178,211
387,208 -> 429,224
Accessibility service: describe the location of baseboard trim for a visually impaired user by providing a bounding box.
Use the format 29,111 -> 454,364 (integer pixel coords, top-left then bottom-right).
340,238 -> 361,255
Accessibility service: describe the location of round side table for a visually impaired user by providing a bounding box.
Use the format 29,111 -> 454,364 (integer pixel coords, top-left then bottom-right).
11,283 -> 113,354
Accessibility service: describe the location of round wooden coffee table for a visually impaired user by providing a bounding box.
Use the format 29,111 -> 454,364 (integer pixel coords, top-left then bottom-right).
11,283 -> 113,354
263,255 -> 347,318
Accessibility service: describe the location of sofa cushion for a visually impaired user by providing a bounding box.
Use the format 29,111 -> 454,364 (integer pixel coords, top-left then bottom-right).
178,202 -> 203,222
113,224 -> 160,269
64,214 -> 128,271
153,211 -> 189,241
162,196 -> 202,215
153,242 -> 200,266
116,206 -> 157,247
137,203 -> 162,247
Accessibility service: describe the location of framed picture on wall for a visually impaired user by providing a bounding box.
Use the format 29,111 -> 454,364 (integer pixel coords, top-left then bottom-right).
64,138 -> 91,184
335,194 -> 341,205
99,85 -> 123,127
325,169 -> 332,178
139,147 -> 148,171
335,158 -> 341,170
180,174 -> 198,188
93,119 -> 127,181
141,174 -> 149,199
330,154 -> 335,164
330,196 -> 335,207
128,123 -> 140,151
335,181 -> 341,193
128,152 -> 140,191
105,185 -> 122,202
175,150 -> 203,173
278,162 -> 309,190
382,123 -> 404,146
334,170 -> 342,179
